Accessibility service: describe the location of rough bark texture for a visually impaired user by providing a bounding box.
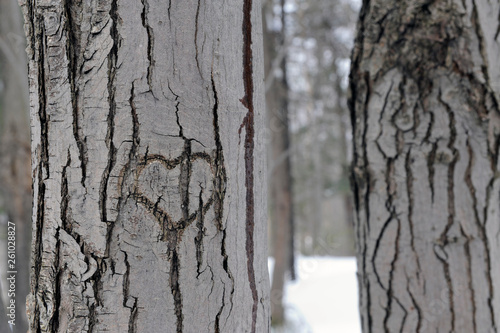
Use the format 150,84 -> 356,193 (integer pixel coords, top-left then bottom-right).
0,0 -> 31,331
350,1 -> 500,332
20,0 -> 270,331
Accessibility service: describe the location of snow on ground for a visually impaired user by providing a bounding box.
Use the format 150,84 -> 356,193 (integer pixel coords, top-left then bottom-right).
269,256 -> 361,333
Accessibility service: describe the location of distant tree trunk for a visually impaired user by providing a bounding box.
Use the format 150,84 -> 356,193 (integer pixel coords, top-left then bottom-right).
350,1 -> 500,332
20,0 -> 270,331
0,0 -> 31,332
263,0 -> 293,326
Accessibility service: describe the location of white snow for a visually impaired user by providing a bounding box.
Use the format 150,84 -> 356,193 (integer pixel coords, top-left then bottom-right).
269,256 -> 361,333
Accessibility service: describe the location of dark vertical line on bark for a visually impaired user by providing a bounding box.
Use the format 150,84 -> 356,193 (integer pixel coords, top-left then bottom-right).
211,73 -> 233,331
383,219 -> 402,331
465,136 -> 496,331
32,20 -> 48,332
407,286 -> 422,333
122,250 -> 138,332
64,0 -> 87,188
170,249 -> 183,333
129,82 -> 141,160
128,297 -> 138,333
464,137 -> 478,333
405,150 -> 421,275
140,0 -> 155,93
438,90 -> 458,331
100,0 -> 119,224
427,140 -> 437,204
195,187 -> 205,276
61,150 -> 72,233
362,73 -> 372,333
102,0 -> 120,226
239,0 -> 258,331
52,230 -> 61,332
53,150 -> 71,331
194,0 -> 202,77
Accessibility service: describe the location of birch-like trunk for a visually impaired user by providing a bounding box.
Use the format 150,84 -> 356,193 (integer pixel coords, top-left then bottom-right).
350,1 -> 500,332
20,0 -> 270,331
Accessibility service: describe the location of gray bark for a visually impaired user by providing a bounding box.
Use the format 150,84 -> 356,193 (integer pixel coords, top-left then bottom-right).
0,0 -> 31,332
350,1 -> 500,332
20,0 -> 270,331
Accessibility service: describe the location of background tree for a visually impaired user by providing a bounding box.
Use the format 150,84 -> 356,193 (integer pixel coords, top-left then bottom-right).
263,0 -> 294,327
20,0 -> 270,331
350,1 -> 500,331
0,0 -> 31,331
286,0 -> 358,256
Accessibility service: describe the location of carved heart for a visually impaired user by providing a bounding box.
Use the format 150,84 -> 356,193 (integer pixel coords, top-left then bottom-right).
132,153 -> 214,237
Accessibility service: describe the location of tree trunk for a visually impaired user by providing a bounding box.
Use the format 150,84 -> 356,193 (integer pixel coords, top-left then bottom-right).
350,1 -> 500,332
263,0 -> 293,327
0,0 -> 31,332
20,0 -> 270,331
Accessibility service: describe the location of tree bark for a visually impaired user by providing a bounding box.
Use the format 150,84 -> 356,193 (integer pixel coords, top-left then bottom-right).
0,0 -> 31,332
20,0 -> 270,331
350,1 -> 500,332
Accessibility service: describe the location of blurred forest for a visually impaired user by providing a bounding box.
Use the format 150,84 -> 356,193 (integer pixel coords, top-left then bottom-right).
263,0 -> 360,327
0,0 -> 361,331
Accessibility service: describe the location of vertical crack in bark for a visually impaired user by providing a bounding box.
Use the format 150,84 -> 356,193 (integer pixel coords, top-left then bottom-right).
52,150 -> 72,332
129,82 -> 141,161
52,228 -> 62,332
437,90 -> 458,331
168,0 -> 172,25
194,0 -> 202,77
374,81 -> 394,159
170,249 -> 183,333
361,72 -> 373,333
32,19 -> 49,332
427,140 -> 437,204
405,150 -> 421,275
90,1 -> 121,329
195,187 -> 205,276
464,137 -> 478,333
361,72 -> 372,232
465,136 -> 496,331
122,250 -> 138,332
140,0 -> 155,94
362,237 -> 372,333
99,38 -> 118,223
383,219 -> 406,331
61,149 -> 72,233
128,297 -> 138,333
407,284 -> 422,333
211,73 -> 233,331
238,0 -> 258,330
64,0 -> 87,188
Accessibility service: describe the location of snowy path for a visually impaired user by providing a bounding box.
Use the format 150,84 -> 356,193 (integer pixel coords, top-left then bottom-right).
270,256 -> 361,333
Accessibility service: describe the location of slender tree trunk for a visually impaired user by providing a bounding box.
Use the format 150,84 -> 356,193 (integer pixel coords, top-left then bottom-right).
0,0 -> 31,332
263,0 -> 293,326
20,0 -> 270,331
350,1 -> 500,332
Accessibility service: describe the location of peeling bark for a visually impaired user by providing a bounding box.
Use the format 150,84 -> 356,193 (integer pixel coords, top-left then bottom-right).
20,0 -> 270,331
350,1 -> 500,332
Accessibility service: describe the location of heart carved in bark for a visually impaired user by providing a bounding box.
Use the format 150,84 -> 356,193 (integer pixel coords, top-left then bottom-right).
131,152 -> 214,238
